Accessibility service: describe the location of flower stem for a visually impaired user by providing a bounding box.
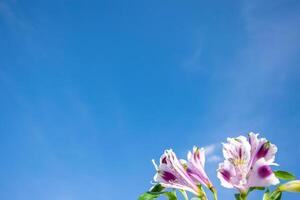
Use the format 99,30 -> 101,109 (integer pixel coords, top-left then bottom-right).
213,191 -> 218,200
198,194 -> 207,200
209,187 -> 218,200
240,192 -> 247,200
180,190 -> 189,200
197,189 -> 208,200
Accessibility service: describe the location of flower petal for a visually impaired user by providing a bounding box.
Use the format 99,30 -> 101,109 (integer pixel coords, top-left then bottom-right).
247,158 -> 280,187
217,160 -> 236,188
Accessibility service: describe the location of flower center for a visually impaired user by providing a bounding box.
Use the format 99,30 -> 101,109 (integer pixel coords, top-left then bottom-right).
232,158 -> 246,167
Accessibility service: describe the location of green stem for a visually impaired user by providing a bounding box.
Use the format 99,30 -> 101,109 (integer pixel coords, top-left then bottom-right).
198,190 -> 208,200
213,191 -> 218,200
209,187 -> 218,200
197,194 -> 207,200
240,192 -> 247,200
179,190 -> 189,200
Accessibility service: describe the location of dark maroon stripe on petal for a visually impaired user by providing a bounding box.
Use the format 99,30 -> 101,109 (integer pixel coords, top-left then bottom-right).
258,165 -> 272,178
161,156 -> 167,164
239,148 -> 242,159
162,171 -> 177,182
220,170 -> 231,182
186,168 -> 193,174
256,142 -> 270,159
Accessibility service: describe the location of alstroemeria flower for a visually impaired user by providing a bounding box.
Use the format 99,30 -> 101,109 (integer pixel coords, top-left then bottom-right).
152,149 -> 201,195
186,146 -> 214,189
217,132 -> 279,193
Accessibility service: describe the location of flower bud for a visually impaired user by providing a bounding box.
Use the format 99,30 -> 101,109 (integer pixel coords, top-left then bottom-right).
279,180 -> 300,192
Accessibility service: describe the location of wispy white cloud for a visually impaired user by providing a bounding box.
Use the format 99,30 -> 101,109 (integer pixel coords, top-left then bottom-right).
204,144 -> 222,163
203,144 -> 216,155
207,155 -> 222,163
180,32 -> 206,72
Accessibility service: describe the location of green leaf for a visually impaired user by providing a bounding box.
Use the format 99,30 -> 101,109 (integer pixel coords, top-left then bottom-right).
252,187 -> 265,191
270,190 -> 282,200
234,193 -> 241,200
271,192 -> 282,200
150,184 -> 165,192
263,189 -> 270,200
179,190 -> 188,200
147,191 -> 165,195
138,192 -> 160,200
138,184 -> 165,200
164,191 -> 177,200
274,170 -> 296,180
248,187 -> 265,193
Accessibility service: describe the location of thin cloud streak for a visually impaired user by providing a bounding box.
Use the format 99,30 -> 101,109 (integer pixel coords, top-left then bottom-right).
207,155 -> 222,163
204,144 -> 222,163
204,144 -> 216,155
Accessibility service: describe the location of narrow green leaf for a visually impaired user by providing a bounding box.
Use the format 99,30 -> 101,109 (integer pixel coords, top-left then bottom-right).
248,187 -> 265,193
138,192 -> 160,200
274,170 -> 296,180
150,184 -> 165,192
147,191 -> 165,195
271,192 -> 282,200
270,190 -> 282,200
190,198 -> 201,200
263,189 -> 270,200
165,191 -> 177,200
253,187 -> 265,190
234,193 -> 241,200
138,184 -> 165,200
179,190 -> 189,200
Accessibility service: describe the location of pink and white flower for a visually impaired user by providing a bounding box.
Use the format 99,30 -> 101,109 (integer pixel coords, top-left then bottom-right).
186,146 -> 214,189
217,132 -> 279,193
152,149 -> 201,195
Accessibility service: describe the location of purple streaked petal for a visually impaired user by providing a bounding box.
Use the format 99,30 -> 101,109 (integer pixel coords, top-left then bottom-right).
256,142 -> 270,159
220,169 -> 231,182
257,165 -> 272,178
247,158 -> 280,188
161,171 -> 177,182
187,146 -> 212,188
156,149 -> 200,193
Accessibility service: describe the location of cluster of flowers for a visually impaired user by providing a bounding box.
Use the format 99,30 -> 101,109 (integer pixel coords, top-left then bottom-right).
139,132 -> 300,200
152,147 -> 214,199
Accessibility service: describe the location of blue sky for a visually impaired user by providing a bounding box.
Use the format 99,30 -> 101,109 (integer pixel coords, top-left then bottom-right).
0,0 -> 300,200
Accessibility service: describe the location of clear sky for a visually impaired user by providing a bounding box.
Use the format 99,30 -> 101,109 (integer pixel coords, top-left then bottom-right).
0,0 -> 300,200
